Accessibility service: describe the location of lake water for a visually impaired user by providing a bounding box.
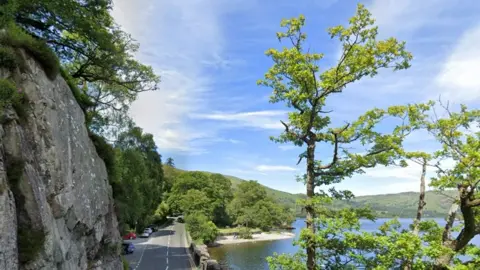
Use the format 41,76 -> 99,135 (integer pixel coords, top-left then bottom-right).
209,218 -> 480,270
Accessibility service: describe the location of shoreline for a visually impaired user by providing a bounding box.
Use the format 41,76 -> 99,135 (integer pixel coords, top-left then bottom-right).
212,231 -> 295,245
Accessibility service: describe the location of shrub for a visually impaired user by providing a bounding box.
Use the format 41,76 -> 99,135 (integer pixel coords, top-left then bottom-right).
185,213 -> 219,245
89,132 -> 116,182
202,221 -> 219,244
0,78 -> 28,120
17,226 -> 46,263
0,24 -> 59,80
0,78 -> 17,101
0,46 -> 18,71
238,227 -> 253,239
122,256 -> 130,270
59,67 -> 95,110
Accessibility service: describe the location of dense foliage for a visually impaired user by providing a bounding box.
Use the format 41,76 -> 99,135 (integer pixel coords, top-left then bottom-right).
228,180 -> 295,231
164,169 -> 295,244
261,4 -> 480,270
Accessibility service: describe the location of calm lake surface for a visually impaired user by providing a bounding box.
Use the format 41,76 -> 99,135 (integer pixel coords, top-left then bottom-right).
209,218 -> 480,270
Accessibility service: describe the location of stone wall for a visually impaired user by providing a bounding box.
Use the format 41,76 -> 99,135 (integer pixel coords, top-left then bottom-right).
188,243 -> 223,270
0,50 -> 122,269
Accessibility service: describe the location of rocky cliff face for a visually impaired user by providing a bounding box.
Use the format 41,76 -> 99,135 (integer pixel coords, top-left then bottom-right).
0,50 -> 122,269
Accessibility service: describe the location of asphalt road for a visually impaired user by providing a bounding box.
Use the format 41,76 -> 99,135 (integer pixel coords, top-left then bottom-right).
125,222 -> 195,270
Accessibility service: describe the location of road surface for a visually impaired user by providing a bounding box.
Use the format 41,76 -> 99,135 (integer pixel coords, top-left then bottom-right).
125,221 -> 195,270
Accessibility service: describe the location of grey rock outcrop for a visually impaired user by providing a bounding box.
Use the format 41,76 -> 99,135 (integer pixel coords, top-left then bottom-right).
0,51 -> 122,269
189,243 -> 223,270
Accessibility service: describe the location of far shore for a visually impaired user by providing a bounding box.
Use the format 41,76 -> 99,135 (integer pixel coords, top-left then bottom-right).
212,231 -> 295,245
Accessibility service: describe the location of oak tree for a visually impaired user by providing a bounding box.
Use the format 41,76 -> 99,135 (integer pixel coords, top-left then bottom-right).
258,4 -> 413,269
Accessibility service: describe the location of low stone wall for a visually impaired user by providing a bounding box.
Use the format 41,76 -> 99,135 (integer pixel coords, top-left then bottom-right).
188,243 -> 223,270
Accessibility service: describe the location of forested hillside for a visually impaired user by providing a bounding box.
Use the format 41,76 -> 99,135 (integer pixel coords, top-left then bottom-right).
333,190 -> 456,218
164,166 -> 456,219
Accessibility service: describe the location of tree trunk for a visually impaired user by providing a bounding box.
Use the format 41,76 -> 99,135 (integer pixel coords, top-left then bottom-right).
306,142 -> 316,270
434,201 -> 458,268
435,184 -> 479,269
413,159 -> 427,235
404,160 -> 427,270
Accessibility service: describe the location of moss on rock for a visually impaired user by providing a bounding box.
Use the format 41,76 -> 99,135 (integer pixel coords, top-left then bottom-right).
0,78 -> 17,104
17,225 -> 46,263
0,46 -> 19,71
0,24 -> 59,80
59,67 -> 96,110
5,155 -> 25,187
89,132 -> 116,182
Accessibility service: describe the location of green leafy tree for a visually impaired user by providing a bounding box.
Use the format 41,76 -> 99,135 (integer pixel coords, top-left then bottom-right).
179,189 -> 214,219
165,171 -> 234,226
228,181 -> 294,230
165,157 -> 175,167
185,213 -> 219,245
112,126 -> 164,232
267,103 -> 480,269
210,174 -> 234,226
258,4 -> 415,269
424,103 -> 480,268
7,0 -> 159,135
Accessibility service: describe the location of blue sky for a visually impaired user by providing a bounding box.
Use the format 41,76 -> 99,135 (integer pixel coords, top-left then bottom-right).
111,0 -> 480,196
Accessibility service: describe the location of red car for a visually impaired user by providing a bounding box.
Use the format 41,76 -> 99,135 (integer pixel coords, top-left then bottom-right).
123,232 -> 137,240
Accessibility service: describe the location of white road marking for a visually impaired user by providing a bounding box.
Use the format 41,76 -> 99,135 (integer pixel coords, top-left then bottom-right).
133,244 -> 147,270
166,226 -> 171,268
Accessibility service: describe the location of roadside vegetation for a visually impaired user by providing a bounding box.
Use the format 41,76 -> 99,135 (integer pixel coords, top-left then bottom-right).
163,164 -> 296,244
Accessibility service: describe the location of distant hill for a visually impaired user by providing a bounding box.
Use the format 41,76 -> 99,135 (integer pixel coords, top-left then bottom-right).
333,190 -> 456,218
166,166 -> 455,218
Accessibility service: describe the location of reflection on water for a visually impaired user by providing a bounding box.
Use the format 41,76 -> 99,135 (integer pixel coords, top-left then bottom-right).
209,218 -> 480,270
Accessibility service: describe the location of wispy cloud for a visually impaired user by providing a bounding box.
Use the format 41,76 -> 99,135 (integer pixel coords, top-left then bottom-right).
255,165 -> 297,172
190,110 -> 287,130
111,0 -> 237,153
435,23 -> 480,102
369,0 -> 457,35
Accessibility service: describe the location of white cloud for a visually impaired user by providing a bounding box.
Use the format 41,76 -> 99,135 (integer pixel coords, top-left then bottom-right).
190,110 -> 287,130
364,162 -> 424,181
111,0 -> 235,153
255,165 -> 297,172
369,0 -> 455,35
435,23 -> 480,102
279,145 -> 297,151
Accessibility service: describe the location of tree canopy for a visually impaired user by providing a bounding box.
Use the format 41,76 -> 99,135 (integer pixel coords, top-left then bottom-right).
258,4 -> 415,269
262,4 -> 480,270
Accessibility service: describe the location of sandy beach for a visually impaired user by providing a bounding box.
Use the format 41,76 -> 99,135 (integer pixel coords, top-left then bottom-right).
214,232 -> 295,245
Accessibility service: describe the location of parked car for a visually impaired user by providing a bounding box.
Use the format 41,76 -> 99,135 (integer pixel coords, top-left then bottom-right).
122,232 -> 137,240
122,242 -> 135,254
140,228 -> 152,238
146,225 -> 157,232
